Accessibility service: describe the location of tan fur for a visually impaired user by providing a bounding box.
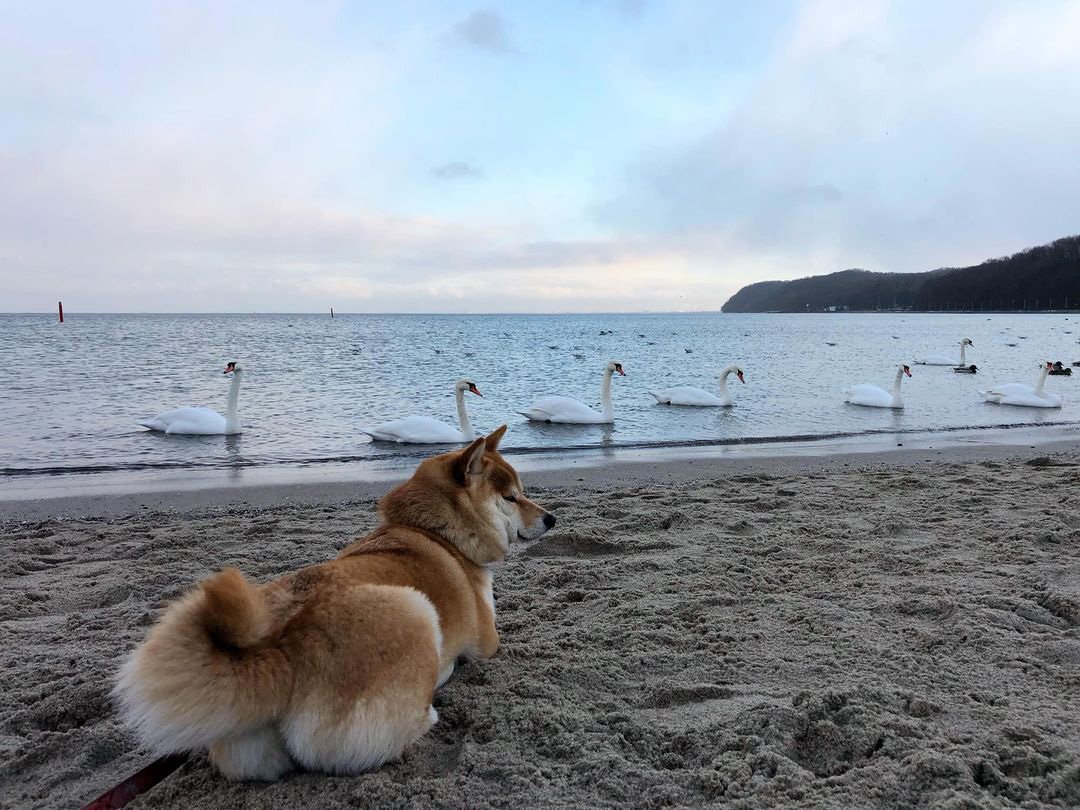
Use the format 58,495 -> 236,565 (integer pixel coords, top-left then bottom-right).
113,426 -> 553,779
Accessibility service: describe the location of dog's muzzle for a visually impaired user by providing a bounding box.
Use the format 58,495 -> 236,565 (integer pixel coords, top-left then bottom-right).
517,512 -> 556,541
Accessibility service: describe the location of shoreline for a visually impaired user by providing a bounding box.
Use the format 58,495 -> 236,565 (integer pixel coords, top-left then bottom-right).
2,424 -> 1078,523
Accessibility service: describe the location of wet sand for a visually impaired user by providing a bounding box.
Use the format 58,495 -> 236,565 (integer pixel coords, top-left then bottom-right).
2,442 -> 1079,808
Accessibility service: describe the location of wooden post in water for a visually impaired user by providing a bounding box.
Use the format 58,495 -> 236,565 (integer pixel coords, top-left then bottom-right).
331,307 -> 334,318
58,301 -> 64,322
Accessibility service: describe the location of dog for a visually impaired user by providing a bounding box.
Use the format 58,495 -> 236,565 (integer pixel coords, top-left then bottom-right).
113,425 -> 554,780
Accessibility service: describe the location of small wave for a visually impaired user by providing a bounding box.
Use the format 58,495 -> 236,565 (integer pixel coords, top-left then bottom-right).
1,419 -> 1076,479
502,418 -> 1080,455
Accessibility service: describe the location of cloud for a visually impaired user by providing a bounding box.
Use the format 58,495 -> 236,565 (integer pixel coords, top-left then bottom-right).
431,161 -> 483,180
596,0 -> 1080,277
449,9 -> 514,53
0,126 -> 726,312
3,1 -> 1080,312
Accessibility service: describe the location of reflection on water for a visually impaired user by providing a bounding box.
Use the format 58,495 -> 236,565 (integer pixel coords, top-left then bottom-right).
223,434 -> 244,480
1,311 -> 1077,475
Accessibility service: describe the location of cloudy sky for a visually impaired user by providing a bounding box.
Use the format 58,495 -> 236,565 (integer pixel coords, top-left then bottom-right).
2,0 -> 1078,312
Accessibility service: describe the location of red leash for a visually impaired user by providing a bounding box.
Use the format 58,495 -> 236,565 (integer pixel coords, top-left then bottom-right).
82,754 -> 189,810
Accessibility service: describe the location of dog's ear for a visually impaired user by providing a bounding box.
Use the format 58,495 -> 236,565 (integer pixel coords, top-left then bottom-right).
452,437 -> 487,485
484,424 -> 508,452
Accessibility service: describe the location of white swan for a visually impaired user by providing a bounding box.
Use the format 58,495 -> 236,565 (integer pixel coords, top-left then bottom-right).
980,362 -> 1062,408
650,364 -> 745,407
844,363 -> 912,409
139,362 -> 243,435
519,361 -> 625,424
363,379 -> 483,443
914,337 -> 973,366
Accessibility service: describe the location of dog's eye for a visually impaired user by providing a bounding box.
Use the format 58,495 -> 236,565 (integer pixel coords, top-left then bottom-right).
503,494 -> 517,503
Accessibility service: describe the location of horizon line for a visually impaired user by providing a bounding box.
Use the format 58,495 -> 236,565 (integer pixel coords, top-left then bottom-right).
2,309 -> 728,317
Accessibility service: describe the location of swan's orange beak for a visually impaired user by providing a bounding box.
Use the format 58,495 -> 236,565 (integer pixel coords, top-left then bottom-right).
904,366 -> 912,377
737,370 -> 745,383
468,383 -> 483,397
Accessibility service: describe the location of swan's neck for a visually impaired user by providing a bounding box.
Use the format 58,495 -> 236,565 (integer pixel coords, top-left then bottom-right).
718,366 -> 736,398
892,367 -> 905,399
455,387 -> 474,440
225,373 -> 241,432
600,368 -> 614,420
958,343 -> 967,365
1034,366 -> 1049,395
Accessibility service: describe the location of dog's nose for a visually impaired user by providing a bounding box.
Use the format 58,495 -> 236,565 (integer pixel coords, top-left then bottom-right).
543,513 -> 556,529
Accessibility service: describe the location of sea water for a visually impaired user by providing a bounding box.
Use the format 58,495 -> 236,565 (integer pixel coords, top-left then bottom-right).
1,312 -> 1077,479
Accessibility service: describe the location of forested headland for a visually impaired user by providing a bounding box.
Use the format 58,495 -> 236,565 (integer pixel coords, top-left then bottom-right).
721,235 -> 1080,313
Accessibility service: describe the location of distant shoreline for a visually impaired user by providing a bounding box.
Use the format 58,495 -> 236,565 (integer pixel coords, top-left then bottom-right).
732,309 -> 1080,315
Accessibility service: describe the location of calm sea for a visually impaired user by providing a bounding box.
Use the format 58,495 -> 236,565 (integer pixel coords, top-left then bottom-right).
1,312 -> 1078,478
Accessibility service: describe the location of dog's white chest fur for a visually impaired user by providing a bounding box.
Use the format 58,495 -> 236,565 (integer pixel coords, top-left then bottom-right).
478,569 -> 495,618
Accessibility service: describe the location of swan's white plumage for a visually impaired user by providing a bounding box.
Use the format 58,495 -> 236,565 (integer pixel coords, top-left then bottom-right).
139,407 -> 229,435
519,395 -> 610,424
650,364 -> 744,407
984,383 -> 1036,398
980,364 -> 1062,408
914,338 -> 973,366
362,415 -> 471,443
650,386 -> 724,407
844,384 -> 898,408
982,391 -> 1062,408
363,379 -> 480,443
520,361 -> 624,424
139,365 -> 243,435
844,364 -> 910,409
915,354 -> 958,366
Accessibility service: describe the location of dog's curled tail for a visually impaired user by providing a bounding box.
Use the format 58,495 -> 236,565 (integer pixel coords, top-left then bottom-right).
113,568 -> 292,754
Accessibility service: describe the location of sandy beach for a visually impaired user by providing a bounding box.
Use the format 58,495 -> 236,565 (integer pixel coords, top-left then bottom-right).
2,441 -> 1079,809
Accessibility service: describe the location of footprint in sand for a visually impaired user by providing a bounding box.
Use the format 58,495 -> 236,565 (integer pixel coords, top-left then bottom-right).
641,684 -> 735,709
523,532 -> 624,558
726,520 -> 759,537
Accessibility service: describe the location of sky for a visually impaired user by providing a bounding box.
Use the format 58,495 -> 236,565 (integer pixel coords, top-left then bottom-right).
2,0 -> 1079,313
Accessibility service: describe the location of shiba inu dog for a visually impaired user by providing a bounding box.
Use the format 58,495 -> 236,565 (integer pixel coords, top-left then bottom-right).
114,426 -> 554,780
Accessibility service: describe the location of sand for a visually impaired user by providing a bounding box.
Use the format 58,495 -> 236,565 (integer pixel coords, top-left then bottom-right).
2,445 -> 1079,809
